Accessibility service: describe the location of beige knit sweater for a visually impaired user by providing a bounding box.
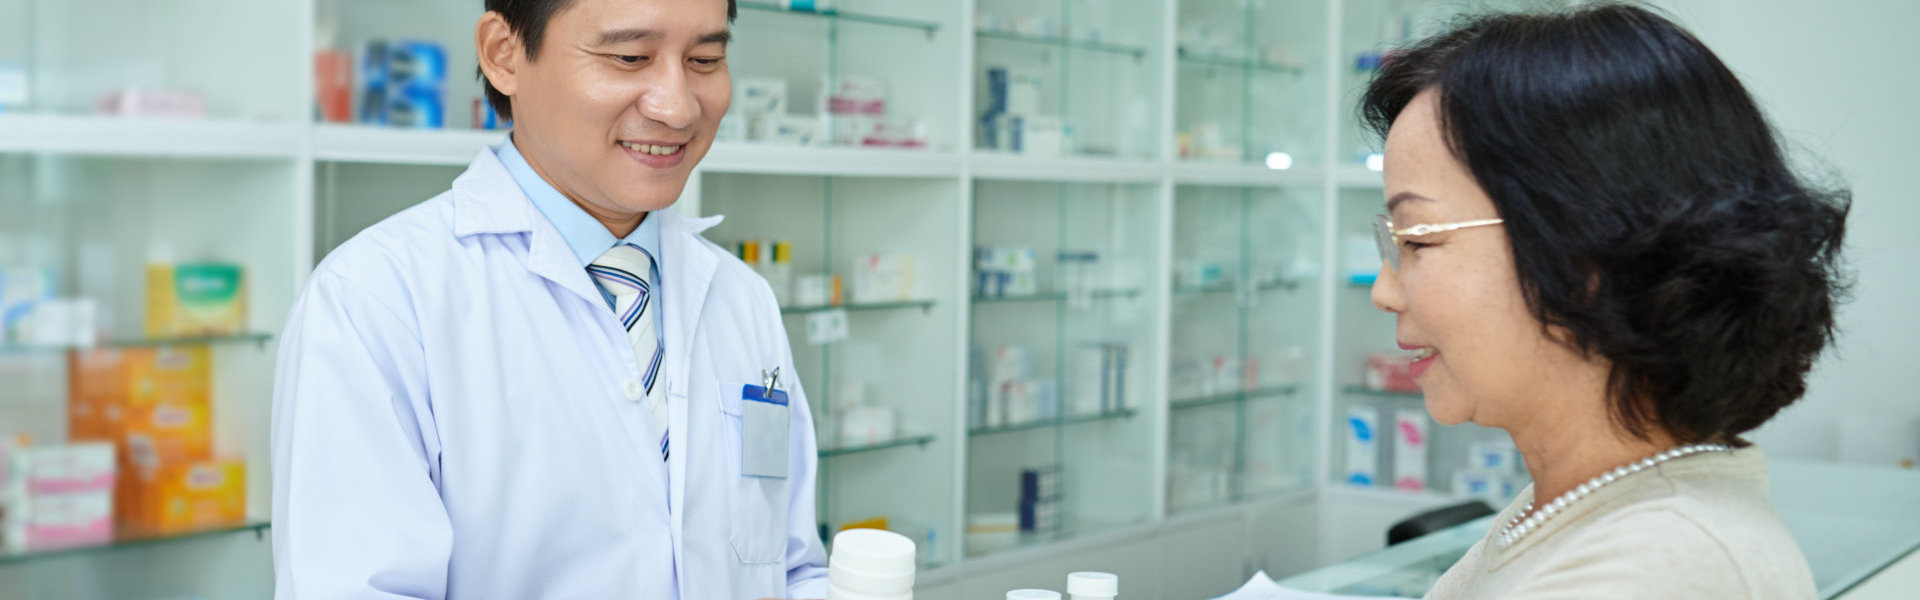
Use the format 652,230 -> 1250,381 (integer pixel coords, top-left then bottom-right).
1426,446 -> 1816,599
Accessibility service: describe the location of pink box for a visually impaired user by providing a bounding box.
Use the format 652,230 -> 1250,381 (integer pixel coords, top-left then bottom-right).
21,492 -> 113,550
96,89 -> 208,118
23,443 -> 115,496
1366,354 -> 1420,393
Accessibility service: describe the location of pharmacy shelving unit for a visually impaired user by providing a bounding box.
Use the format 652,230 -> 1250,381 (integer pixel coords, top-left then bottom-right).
0,0 -> 1552,598
0,0 -> 303,597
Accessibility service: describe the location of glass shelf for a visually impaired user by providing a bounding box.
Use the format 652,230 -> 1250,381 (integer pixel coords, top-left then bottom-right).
1343,384 -> 1422,400
1171,384 -> 1302,411
970,289 -> 1144,305
782,300 -> 936,315
968,408 -> 1138,437
1176,47 -> 1307,74
974,30 -> 1149,60
738,1 -> 941,35
0,332 -> 275,355
818,434 -> 936,458
0,520 -> 269,567
1173,280 -> 1302,296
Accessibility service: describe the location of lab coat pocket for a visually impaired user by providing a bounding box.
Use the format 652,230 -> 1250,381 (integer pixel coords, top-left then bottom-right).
720,384 -> 790,565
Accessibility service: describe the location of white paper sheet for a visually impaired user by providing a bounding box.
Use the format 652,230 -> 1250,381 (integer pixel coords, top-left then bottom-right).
1210,571 -> 1415,600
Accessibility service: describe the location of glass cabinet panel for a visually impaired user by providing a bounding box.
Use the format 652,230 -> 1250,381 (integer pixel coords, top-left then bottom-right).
1175,0 -> 1327,168
966,180 -> 1163,556
1167,185 -> 1321,513
974,0 -> 1165,159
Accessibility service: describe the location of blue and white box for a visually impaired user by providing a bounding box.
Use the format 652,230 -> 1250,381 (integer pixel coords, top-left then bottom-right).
0,266 -> 54,344
1345,407 -> 1380,486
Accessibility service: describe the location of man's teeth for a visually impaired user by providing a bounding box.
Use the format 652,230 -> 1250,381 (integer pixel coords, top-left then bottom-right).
620,142 -> 682,155
1411,347 -> 1437,360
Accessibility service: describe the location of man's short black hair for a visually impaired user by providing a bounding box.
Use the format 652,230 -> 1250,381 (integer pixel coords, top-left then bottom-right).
1360,3 -> 1850,444
480,0 -> 738,122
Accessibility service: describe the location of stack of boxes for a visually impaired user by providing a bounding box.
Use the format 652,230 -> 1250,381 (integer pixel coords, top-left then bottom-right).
1018,466 -> 1062,534
971,345 -> 1057,429
1364,353 -> 1420,394
722,75 -> 927,148
832,381 -> 898,448
849,254 -> 915,305
1455,441 -> 1523,503
1068,343 -> 1129,416
1,266 -> 98,348
974,245 -> 1038,298
1,440 -> 116,551
351,40 -> 450,129
824,76 -> 925,148
68,346 -> 245,537
723,76 -> 815,145
980,66 -> 1064,156
315,40 -> 502,129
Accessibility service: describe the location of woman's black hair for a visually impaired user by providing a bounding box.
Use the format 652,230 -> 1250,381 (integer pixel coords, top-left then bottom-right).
1360,3 -> 1850,443
479,0 -> 738,122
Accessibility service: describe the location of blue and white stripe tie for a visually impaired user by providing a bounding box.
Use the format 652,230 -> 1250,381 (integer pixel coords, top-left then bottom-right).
588,244 -> 668,461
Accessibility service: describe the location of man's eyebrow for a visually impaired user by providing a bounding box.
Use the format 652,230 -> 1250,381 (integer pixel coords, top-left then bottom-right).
597,29 -> 658,45
595,29 -> 731,46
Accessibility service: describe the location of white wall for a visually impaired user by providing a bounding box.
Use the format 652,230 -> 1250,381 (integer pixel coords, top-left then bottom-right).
1647,0 -> 1920,463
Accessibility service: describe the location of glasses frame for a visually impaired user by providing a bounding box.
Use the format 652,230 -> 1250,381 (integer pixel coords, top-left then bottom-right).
1372,215 -> 1505,271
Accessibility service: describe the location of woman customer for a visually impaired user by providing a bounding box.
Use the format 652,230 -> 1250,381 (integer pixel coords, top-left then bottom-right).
1362,4 -> 1848,598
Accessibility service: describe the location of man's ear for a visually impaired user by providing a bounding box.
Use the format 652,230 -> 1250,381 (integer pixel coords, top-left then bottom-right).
476,11 -> 522,98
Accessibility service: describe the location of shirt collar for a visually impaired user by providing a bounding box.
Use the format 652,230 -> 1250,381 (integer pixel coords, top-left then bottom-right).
496,136 -> 662,269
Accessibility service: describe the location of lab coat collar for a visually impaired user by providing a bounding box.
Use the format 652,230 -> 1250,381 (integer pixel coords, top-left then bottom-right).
449,150 -> 600,306
450,148 -> 533,237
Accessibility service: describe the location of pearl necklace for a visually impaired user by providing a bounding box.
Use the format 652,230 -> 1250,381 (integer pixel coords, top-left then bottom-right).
1495,443 -> 1731,549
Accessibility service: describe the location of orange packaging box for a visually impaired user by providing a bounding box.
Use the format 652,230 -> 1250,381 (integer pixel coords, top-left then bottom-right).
160,460 -> 246,533
68,346 -> 213,469
121,459 -> 246,534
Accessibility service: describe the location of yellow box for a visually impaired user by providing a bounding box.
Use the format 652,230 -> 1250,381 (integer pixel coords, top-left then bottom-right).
68,346 -> 213,469
124,459 -> 246,534
145,263 -> 246,338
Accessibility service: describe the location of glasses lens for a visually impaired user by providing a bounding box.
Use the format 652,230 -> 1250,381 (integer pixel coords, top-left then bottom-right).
1373,215 -> 1398,272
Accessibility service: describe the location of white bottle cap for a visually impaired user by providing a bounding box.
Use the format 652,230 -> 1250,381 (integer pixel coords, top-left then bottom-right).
1007,590 -> 1061,600
830,528 -> 917,575
1067,571 -> 1118,596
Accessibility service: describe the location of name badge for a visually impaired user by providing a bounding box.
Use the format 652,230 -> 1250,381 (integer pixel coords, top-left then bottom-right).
739,384 -> 790,479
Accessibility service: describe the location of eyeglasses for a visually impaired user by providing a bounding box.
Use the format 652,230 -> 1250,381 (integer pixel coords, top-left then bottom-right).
1372,214 -> 1505,272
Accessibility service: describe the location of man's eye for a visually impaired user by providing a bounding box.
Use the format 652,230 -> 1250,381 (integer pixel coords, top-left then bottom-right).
612,55 -> 644,64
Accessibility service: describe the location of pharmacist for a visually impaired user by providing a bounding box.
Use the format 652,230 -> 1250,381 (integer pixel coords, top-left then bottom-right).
270,0 -> 829,598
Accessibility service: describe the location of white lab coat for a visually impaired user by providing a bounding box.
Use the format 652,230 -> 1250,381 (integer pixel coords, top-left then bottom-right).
271,149 -> 829,600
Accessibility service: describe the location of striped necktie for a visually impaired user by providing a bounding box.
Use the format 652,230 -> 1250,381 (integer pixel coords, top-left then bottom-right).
588,244 -> 668,461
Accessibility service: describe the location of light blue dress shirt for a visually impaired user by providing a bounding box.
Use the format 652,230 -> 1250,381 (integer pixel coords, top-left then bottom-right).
496,137 -> 664,335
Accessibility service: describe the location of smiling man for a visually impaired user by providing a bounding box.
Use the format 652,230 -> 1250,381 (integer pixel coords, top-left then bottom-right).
270,0 -> 830,598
